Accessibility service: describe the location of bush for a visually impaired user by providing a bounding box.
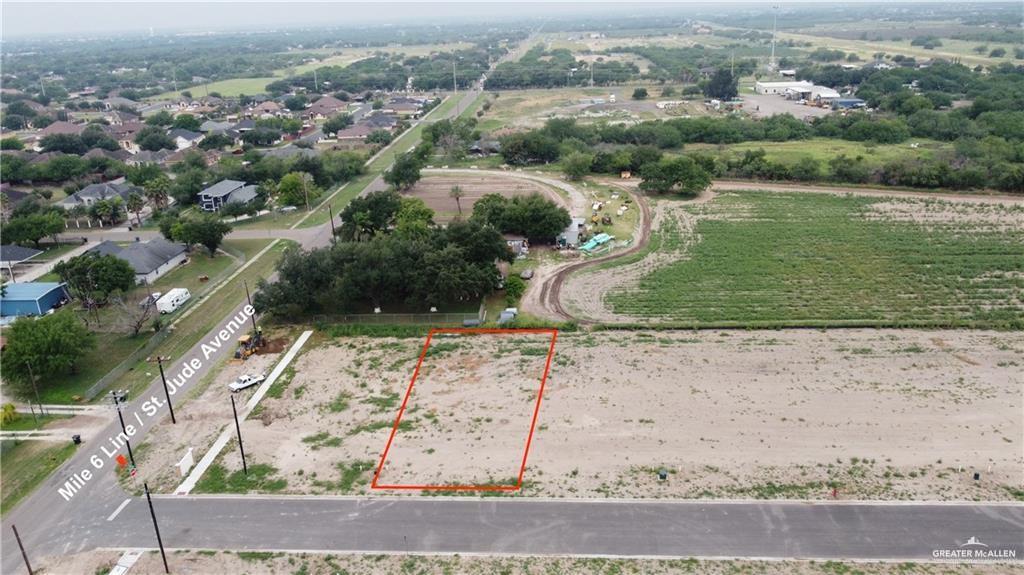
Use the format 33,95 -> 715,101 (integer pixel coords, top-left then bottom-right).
505,275 -> 526,301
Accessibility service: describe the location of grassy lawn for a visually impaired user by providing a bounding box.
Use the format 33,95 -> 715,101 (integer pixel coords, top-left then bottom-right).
0,441 -> 77,515
687,138 -> 953,171
778,30 -> 1020,68
605,191 -> 1024,328
0,414 -> 69,432
149,77 -> 277,101
33,242 -> 81,261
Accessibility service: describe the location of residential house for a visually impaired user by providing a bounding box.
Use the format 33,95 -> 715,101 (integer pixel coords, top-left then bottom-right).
0,244 -> 43,280
297,127 -> 327,146
105,121 -> 146,153
36,120 -> 86,139
1,185 -> 32,221
59,181 -> 140,210
126,149 -> 174,167
168,128 -> 204,150
334,123 -> 376,140
139,100 -> 175,118
83,148 -> 133,162
261,146 -> 320,160
304,95 -> 346,120
88,239 -> 188,284
249,100 -> 284,118
199,120 -> 234,133
382,97 -> 425,117
198,179 -> 259,212
232,119 -> 256,133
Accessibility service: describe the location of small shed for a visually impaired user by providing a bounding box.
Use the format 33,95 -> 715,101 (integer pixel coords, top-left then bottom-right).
504,234 -> 529,258
0,282 -> 71,317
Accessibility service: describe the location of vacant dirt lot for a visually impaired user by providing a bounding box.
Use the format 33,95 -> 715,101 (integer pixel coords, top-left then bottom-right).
206,329 -> 1022,501
404,173 -> 569,221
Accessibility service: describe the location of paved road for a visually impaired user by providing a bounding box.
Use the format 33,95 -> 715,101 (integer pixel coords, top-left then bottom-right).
65,497 -> 1024,562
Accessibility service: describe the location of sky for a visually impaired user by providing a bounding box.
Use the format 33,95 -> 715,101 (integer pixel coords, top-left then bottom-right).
1,1 -> 978,39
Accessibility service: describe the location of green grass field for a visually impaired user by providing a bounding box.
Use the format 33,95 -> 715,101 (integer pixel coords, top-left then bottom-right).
151,77 -> 277,101
605,191 -> 1024,328
1,441 -> 77,515
687,138 -> 953,170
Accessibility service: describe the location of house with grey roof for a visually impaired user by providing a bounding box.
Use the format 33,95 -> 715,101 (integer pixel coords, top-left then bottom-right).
198,179 -> 259,212
88,238 -> 188,284
168,128 -> 204,150
200,120 -> 234,132
59,182 -> 140,210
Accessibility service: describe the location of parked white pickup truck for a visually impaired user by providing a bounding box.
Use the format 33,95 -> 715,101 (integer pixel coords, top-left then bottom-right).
228,373 -> 266,392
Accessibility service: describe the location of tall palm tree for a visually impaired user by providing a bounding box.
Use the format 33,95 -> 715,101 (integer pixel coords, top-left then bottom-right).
449,185 -> 465,217
126,192 -> 145,226
144,177 -> 170,210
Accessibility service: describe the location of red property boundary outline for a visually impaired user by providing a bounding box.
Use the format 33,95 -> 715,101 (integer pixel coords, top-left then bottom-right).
371,327 -> 559,491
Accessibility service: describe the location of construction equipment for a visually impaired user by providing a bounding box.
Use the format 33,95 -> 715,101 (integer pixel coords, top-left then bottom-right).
234,327 -> 265,360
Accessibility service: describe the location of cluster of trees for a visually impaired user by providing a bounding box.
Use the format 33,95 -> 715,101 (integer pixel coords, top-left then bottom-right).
422,117 -> 478,160
39,126 -> 120,154
471,193 -> 572,241
615,45 -> 756,85
54,251 -> 136,310
158,212 -> 233,256
3,202 -> 65,248
1,152 -> 126,185
257,191 -> 512,316
499,111 -> 1023,192
485,46 -> 639,89
0,312 -> 95,400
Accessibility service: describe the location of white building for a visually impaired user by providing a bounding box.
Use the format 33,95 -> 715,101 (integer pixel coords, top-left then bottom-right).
754,80 -> 813,95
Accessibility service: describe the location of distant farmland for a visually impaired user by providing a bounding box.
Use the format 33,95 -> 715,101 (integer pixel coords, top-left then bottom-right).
600,191 -> 1024,328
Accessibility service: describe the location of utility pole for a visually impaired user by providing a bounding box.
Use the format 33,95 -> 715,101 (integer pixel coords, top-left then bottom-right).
231,395 -> 248,475
313,68 -> 319,93
110,390 -> 136,468
328,205 -> 337,242
243,281 -> 258,335
590,60 -> 595,87
143,483 -> 170,574
155,356 -> 176,424
770,5 -> 778,70
12,525 -> 33,575
24,361 -> 43,421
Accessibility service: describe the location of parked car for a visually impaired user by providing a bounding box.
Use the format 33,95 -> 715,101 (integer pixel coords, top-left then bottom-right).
139,292 -> 162,308
228,373 -> 266,392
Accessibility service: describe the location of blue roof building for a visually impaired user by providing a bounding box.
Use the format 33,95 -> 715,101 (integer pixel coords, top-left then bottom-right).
0,282 -> 71,317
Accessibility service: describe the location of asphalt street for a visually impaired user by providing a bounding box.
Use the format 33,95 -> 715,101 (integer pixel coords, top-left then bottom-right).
85,497 -> 1024,561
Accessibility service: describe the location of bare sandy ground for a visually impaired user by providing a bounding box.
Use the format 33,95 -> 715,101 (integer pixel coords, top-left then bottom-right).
195,329 -> 1021,501
404,173 -> 568,222
39,548 -> 1024,575
376,331 -> 555,487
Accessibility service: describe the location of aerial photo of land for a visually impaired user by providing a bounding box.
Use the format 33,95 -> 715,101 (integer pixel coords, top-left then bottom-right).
0,1 -> 1021,574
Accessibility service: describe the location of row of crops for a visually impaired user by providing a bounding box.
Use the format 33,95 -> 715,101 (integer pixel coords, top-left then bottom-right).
605,192 -> 1024,328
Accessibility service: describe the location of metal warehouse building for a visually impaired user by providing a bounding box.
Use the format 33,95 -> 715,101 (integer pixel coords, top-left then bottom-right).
0,282 -> 71,318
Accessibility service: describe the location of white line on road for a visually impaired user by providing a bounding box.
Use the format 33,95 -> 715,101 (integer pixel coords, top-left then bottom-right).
106,498 -> 131,522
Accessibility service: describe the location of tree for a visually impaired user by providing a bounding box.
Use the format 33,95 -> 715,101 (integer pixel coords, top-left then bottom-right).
111,293 -> 156,337
126,192 -> 145,226
562,151 -> 594,181
54,252 -> 136,308
472,193 -> 571,242
383,152 -> 423,191
240,128 -> 281,147
276,172 -> 320,208
1,312 -> 95,399
198,133 -> 234,150
661,86 -> 676,98
172,114 -> 202,131
284,95 -> 308,111
395,197 -> 435,237
366,129 -> 393,145
703,69 -> 738,100
638,156 -> 711,197
145,110 -> 174,126
4,211 -> 64,248
170,168 -> 207,205
337,189 -> 402,241
144,176 -> 171,209
40,133 -> 86,154
449,185 -> 466,216
632,87 -> 649,100
323,113 -> 353,136
170,214 -> 233,257
135,126 -> 175,151
989,48 -> 1006,58
0,136 -> 24,150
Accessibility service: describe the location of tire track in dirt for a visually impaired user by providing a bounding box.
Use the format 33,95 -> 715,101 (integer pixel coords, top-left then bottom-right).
525,181 -> 657,323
